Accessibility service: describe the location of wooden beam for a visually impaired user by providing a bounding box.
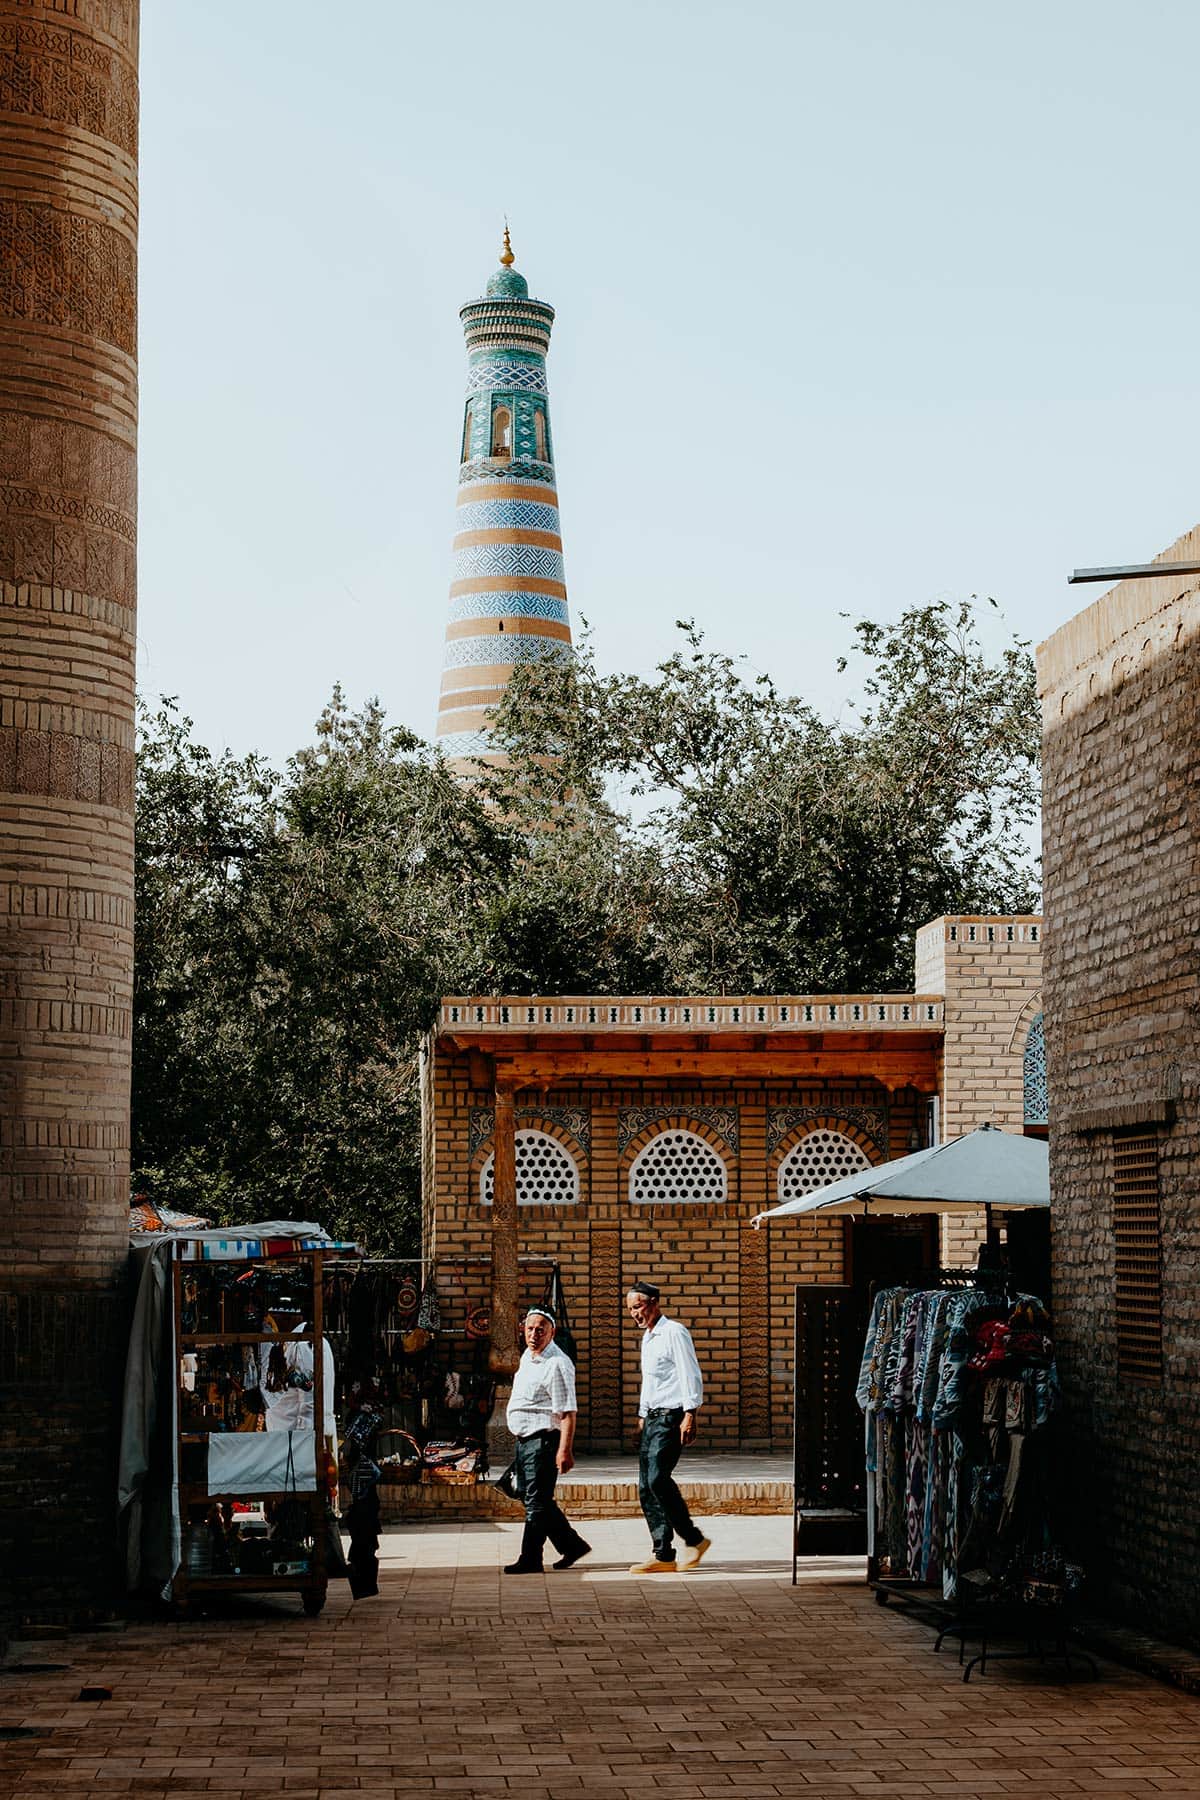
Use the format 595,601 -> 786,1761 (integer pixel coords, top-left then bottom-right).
491,1050 -> 939,1091
452,1030 -> 941,1058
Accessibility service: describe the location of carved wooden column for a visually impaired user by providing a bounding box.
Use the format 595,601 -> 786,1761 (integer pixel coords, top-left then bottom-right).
486,1074 -> 520,1463
489,1076 -> 520,1377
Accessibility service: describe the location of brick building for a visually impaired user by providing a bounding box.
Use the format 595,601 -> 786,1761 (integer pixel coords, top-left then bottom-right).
1037,527 -> 1200,1646
423,914 -> 1045,1450
0,0 -> 140,1620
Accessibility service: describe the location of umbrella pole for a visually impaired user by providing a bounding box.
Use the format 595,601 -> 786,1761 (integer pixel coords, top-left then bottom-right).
984,1203 -> 1000,1249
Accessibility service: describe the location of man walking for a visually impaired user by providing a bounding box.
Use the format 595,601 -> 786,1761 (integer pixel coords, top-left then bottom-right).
503,1306 -> 592,1575
627,1281 -> 712,1574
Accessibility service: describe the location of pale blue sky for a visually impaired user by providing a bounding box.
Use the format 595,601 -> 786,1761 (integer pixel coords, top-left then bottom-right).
138,1 -> 1200,765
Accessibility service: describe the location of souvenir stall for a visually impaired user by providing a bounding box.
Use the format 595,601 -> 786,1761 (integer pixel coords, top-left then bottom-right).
858,1280 -> 1063,1599
756,1129 -> 1065,1611
119,1220 -> 359,1616
321,1254 -> 570,1541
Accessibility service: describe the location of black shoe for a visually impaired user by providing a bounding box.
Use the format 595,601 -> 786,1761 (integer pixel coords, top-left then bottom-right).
553,1540 -> 592,1571
503,1560 -> 544,1575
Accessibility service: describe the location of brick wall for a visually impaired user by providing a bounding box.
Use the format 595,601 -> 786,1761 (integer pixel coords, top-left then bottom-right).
1037,529 -> 1200,1647
918,916 -> 1044,1263
0,0 -> 140,1622
428,1058 -> 926,1449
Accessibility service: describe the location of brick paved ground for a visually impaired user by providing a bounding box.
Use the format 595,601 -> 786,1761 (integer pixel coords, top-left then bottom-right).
4,1516 -> 1200,1799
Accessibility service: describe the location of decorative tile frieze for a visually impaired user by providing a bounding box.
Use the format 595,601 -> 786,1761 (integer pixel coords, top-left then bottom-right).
454,499 -> 561,535
766,1105 -> 888,1157
458,457 -> 554,486
448,591 -> 570,624
452,542 -> 565,581
469,1105 -> 591,1159
1023,1013 -> 1047,1126
464,358 -> 548,394
440,997 -> 943,1032
618,1105 -> 740,1155
442,633 -> 573,669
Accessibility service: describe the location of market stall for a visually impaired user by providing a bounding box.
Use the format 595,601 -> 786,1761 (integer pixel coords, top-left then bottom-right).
755,1126 -> 1059,1607
119,1220 -> 358,1616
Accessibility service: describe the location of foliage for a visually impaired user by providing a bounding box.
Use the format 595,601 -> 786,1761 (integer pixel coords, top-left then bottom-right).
487,599 -> 1041,991
132,601 -> 1041,1248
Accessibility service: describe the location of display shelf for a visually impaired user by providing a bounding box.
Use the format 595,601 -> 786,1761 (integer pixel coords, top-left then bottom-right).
181,1331 -> 318,1346
170,1239 -> 331,1619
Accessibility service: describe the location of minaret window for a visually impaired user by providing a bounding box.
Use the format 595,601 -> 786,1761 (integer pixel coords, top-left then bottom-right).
534,407 -> 548,461
461,405 -> 473,463
490,405 -> 512,459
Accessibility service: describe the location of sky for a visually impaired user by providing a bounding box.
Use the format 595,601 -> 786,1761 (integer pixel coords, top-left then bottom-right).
138,0 -> 1200,768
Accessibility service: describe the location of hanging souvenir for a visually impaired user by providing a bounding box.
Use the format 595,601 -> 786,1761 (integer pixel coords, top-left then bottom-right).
416,1271 -> 441,1334
543,1265 -> 577,1364
394,1274 -> 420,1321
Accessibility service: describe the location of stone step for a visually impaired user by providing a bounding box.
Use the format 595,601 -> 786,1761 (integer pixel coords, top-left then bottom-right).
378,1467 -> 793,1524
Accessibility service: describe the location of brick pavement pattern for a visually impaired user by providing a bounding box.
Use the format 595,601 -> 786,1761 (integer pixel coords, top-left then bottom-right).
4,1517 -> 1200,1799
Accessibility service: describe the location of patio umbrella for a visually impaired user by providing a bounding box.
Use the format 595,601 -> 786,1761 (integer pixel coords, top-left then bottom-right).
751,1123 -> 1049,1228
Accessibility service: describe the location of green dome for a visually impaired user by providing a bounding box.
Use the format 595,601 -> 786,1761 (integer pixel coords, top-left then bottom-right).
486,265 -> 528,299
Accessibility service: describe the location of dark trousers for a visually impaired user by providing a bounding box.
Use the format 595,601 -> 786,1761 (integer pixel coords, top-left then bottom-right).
515,1429 -> 584,1567
638,1408 -> 703,1562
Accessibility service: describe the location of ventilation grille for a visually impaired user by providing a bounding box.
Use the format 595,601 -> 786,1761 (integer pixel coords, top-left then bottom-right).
481,1129 -> 579,1206
629,1129 -> 727,1204
1113,1130 -> 1163,1383
777,1129 -> 871,1205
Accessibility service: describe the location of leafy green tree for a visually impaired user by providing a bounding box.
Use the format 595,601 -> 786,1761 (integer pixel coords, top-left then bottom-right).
488,599 -> 1040,992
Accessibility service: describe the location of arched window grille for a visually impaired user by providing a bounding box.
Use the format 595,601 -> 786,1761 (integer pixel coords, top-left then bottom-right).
628,1129 -> 727,1205
490,404 -> 512,458
480,1128 -> 579,1205
534,407 -> 548,460
1023,1013 -> 1048,1126
461,404 -> 474,462
776,1129 -> 871,1206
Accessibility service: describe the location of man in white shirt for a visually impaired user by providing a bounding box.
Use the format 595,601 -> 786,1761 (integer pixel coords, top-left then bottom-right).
627,1281 -> 712,1574
503,1306 -> 591,1575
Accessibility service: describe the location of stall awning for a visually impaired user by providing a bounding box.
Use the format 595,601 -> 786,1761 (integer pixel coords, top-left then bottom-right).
752,1125 -> 1050,1225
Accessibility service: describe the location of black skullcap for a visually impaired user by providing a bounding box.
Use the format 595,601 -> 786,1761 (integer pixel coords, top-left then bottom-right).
525,1305 -> 556,1325
630,1281 -> 660,1300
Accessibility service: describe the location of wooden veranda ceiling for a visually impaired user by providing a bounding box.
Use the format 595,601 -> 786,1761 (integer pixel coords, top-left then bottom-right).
441,1030 -> 943,1094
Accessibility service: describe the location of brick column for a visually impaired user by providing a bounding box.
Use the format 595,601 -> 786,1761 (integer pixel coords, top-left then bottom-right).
0,0 -> 139,1622
915,915 -> 1043,1264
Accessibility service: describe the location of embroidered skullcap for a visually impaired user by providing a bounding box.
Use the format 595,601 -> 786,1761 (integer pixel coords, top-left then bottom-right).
525,1305 -> 556,1325
630,1281 -> 660,1300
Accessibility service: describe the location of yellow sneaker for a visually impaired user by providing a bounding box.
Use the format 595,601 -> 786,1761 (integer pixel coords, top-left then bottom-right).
680,1536 -> 711,1570
628,1558 -> 678,1574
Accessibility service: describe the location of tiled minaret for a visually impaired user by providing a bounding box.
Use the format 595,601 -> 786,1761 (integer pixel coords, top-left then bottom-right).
436,231 -> 573,766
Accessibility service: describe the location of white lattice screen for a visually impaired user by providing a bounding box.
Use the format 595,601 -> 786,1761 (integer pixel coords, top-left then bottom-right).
480,1129 -> 580,1205
777,1129 -> 871,1204
628,1129 -> 727,1204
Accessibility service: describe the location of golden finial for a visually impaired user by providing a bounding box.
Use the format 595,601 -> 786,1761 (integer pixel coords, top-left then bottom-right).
500,221 -> 515,268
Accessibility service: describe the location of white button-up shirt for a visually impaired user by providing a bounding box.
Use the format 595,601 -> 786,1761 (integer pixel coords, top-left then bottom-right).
506,1340 -> 577,1438
639,1314 -> 704,1415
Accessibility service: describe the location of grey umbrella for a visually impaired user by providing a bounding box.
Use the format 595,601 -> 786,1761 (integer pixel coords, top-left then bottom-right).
752,1123 -> 1049,1227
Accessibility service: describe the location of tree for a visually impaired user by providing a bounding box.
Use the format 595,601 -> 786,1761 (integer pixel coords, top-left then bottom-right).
132,600 -> 1041,1248
487,599 -> 1041,992
132,690 -> 510,1248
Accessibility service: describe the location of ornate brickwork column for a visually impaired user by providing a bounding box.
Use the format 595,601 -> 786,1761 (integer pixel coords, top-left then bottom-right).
0,0 -> 139,1618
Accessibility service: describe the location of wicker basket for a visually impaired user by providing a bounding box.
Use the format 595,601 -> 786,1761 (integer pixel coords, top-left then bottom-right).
422,1446 -> 481,1486
423,1464 -> 478,1486
375,1428 -> 423,1486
